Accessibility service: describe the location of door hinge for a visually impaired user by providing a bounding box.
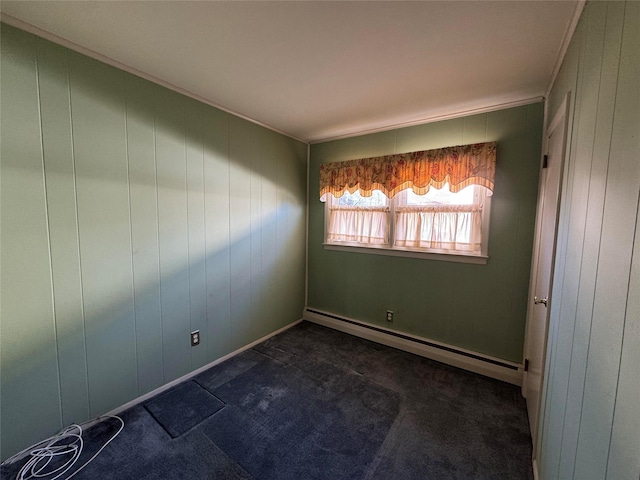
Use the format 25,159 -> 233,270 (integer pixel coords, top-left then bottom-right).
524,359 -> 530,372
543,155 -> 549,168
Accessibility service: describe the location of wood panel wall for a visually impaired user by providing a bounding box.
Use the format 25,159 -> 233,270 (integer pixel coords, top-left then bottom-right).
0,24 -> 307,460
538,2 -> 639,479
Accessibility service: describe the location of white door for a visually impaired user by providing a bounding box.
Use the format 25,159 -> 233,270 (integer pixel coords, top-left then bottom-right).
523,98 -> 568,448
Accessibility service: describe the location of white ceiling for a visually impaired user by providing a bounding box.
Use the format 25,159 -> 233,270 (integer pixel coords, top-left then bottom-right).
0,1 -> 579,143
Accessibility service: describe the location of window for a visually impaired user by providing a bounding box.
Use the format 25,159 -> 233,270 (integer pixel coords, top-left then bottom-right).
319,142 -> 496,262
323,183 -> 491,258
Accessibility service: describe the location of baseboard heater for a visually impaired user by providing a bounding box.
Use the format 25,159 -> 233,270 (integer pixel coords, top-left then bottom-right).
303,307 -> 523,386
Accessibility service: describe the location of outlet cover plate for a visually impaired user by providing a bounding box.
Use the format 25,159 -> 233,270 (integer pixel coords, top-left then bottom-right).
191,330 -> 200,346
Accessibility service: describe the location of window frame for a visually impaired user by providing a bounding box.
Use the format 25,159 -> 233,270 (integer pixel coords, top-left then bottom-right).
323,185 -> 491,264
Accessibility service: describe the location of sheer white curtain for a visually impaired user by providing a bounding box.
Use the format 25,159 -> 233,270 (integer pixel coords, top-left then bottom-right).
327,206 -> 389,245
394,205 -> 482,252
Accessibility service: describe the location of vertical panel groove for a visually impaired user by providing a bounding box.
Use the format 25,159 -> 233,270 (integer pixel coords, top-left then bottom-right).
227,116 -> 232,346
201,109 -> 206,351
123,92 -> 140,396
34,38 -> 64,431
199,106 -> 206,366
203,109 -> 209,360
1,27 -> 65,457
184,101 -> 193,361
605,187 -> 639,475
605,2 -> 640,476
65,48 -> 91,417
152,85 -> 165,384
560,5 -> 608,475
601,1 -> 632,475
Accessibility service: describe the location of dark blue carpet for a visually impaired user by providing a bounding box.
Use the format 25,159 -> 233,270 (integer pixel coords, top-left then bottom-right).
197,356 -> 399,480
1,321 -> 533,479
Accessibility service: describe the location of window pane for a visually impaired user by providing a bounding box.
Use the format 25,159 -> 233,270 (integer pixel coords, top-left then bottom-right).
394,183 -> 486,254
327,208 -> 389,245
327,190 -> 390,246
334,189 -> 388,207
404,184 -> 475,206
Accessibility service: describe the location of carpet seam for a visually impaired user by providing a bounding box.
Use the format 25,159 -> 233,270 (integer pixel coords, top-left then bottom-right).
143,380 -> 227,439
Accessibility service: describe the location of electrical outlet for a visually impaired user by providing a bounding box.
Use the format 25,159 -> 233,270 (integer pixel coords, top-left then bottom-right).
386,310 -> 394,322
190,330 -> 200,346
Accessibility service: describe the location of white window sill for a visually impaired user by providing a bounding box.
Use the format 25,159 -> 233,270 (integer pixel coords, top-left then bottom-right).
323,243 -> 488,264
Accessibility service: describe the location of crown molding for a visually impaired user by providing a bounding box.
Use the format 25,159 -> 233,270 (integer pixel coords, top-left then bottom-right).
545,0 -> 586,98
2,6 -> 576,147
309,96 -> 544,144
0,14 -> 308,145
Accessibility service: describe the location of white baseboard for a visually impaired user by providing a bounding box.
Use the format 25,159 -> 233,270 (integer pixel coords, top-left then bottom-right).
303,308 -> 523,386
88,319 -> 303,425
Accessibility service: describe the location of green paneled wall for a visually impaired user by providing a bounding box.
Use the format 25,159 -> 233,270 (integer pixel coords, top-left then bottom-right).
308,103 -> 543,363
0,24 -> 307,460
537,2 -> 640,479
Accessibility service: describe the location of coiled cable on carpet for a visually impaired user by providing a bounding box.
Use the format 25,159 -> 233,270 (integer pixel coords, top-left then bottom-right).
1,415 -> 124,480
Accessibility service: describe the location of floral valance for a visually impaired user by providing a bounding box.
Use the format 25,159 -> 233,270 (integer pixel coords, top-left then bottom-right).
319,141 -> 497,200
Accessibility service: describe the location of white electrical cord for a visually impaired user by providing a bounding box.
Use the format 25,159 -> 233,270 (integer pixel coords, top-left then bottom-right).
1,415 -> 124,480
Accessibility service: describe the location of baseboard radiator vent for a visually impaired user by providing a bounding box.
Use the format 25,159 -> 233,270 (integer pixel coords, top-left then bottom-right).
303,308 -> 523,386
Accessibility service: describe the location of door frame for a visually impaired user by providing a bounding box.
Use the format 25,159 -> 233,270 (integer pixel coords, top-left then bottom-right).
522,92 -> 571,455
